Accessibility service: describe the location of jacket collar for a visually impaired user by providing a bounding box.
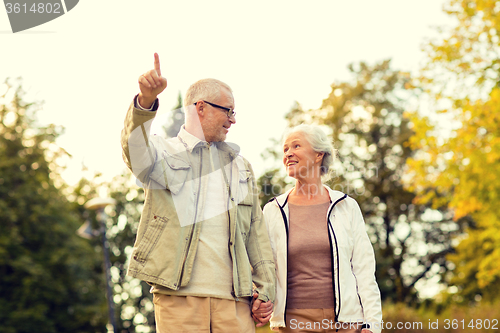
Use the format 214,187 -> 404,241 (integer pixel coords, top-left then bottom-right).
177,125 -> 240,157
215,141 -> 240,157
273,184 -> 347,208
177,125 -> 206,152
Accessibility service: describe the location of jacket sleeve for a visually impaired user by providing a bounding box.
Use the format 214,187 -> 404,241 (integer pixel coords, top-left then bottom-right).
263,202 -> 287,330
246,162 -> 276,303
121,95 -> 159,184
262,203 -> 278,268
350,199 -> 383,333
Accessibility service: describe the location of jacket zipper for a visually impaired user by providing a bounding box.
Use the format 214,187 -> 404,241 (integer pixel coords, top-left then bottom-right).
177,224 -> 195,288
274,196 -> 289,323
216,151 -> 238,299
327,194 -> 347,329
176,147 -> 204,287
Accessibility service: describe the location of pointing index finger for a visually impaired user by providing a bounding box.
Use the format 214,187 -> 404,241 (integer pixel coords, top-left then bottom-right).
154,52 -> 161,76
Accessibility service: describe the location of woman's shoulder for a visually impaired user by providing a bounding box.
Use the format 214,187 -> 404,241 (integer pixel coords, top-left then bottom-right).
263,197 -> 280,213
264,188 -> 293,208
343,195 -> 361,208
262,191 -> 290,221
324,186 -> 361,208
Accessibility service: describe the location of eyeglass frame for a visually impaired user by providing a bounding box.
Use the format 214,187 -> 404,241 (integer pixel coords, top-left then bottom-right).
194,100 -> 236,118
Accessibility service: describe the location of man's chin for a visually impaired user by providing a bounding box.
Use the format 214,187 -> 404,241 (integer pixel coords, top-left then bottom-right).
217,133 -> 227,142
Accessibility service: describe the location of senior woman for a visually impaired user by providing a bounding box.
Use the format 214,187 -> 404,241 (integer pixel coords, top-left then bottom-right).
261,125 -> 382,333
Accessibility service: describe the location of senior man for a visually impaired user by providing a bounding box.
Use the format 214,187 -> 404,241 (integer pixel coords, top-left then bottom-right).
121,53 -> 275,332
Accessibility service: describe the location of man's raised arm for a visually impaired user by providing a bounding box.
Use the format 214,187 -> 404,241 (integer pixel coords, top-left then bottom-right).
121,53 -> 168,183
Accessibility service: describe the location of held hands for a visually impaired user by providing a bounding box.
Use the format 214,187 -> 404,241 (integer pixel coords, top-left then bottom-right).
138,53 -> 167,109
250,293 -> 372,332
251,293 -> 273,328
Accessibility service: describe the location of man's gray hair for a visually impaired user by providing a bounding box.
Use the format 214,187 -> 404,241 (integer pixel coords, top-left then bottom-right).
282,124 -> 335,176
184,78 -> 232,107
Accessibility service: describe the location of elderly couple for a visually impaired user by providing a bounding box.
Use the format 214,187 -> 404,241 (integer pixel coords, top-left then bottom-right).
121,54 -> 382,333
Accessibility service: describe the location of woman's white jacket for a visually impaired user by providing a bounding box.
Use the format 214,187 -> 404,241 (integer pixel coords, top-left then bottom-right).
262,186 -> 382,333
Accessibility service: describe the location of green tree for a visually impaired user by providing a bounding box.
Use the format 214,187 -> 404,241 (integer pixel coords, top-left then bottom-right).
70,170 -> 156,332
260,61 -> 460,304
165,92 -> 185,138
108,173 -> 155,332
407,0 -> 500,304
0,78 -> 107,333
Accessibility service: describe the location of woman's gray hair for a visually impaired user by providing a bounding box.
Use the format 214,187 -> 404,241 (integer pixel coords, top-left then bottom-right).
184,78 -> 232,107
282,124 -> 335,176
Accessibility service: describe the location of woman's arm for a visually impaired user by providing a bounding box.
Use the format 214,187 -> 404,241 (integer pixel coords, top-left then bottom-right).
349,199 -> 383,333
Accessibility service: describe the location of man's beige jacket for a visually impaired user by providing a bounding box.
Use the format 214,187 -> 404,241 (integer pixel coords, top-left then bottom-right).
121,99 -> 275,303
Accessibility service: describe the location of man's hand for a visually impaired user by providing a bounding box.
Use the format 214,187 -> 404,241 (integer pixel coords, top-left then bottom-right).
138,53 -> 167,109
251,293 -> 273,328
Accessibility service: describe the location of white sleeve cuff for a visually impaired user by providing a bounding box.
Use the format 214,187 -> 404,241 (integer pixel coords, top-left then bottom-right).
136,96 -> 154,111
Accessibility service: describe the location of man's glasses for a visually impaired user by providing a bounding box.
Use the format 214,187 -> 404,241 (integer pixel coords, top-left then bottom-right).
195,100 -> 236,118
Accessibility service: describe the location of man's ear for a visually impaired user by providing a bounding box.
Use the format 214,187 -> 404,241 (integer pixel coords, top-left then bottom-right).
195,100 -> 204,115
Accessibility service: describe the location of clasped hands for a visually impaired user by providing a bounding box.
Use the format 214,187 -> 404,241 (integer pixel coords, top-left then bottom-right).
251,293 -> 273,328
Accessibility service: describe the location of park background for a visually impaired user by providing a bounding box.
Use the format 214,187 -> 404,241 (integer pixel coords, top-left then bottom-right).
1,0 -> 500,332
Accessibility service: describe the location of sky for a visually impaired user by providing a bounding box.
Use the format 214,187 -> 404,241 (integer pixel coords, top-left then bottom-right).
1,0 -> 453,187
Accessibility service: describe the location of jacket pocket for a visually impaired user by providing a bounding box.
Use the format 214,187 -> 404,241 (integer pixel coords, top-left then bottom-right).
237,169 -> 253,206
237,170 -> 253,236
149,150 -> 191,195
133,215 -> 168,263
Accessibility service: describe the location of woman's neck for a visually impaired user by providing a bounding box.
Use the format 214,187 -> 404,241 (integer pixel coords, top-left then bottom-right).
289,178 -> 329,205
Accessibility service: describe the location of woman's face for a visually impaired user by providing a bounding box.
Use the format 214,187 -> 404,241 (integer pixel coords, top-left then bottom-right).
283,132 -> 323,180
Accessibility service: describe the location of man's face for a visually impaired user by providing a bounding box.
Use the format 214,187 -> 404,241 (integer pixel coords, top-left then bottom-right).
201,88 -> 236,142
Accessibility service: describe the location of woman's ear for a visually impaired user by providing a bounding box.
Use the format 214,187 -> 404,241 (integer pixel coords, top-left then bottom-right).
316,152 -> 325,164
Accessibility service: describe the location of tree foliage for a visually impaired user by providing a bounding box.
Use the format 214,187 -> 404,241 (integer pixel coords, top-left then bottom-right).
0,79 -> 107,333
422,0 -> 500,93
108,173 -> 156,332
165,92 -> 185,138
70,151 -> 157,333
407,0 -> 500,304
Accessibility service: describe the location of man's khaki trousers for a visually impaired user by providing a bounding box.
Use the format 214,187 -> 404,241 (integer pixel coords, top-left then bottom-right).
153,294 -> 255,333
